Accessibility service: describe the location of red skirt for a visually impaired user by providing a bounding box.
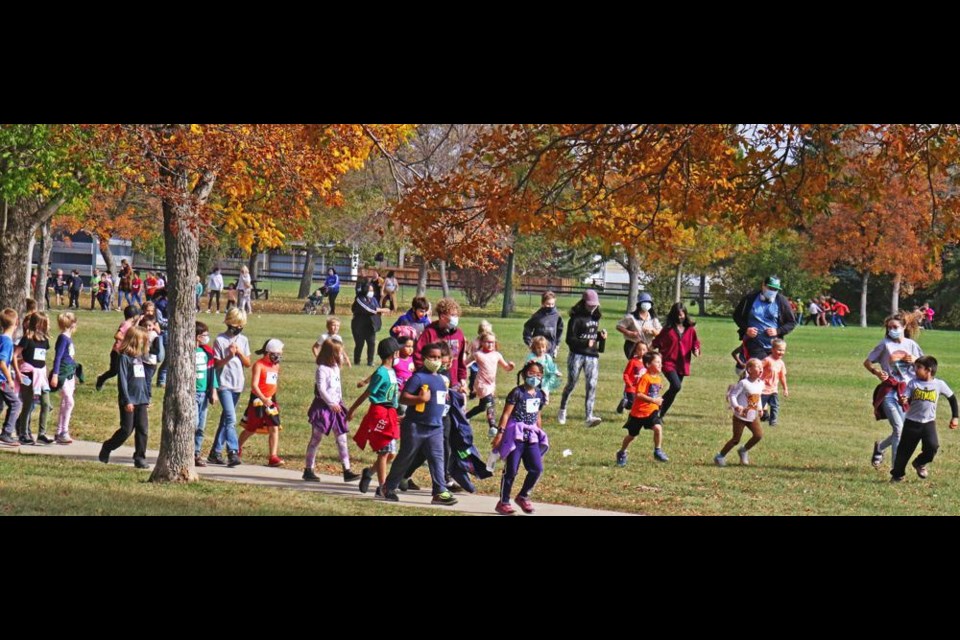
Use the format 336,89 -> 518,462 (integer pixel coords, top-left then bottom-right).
241,395 -> 282,434
353,404 -> 399,452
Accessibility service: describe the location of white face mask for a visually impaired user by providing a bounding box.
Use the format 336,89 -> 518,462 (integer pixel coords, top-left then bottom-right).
448,315 -> 460,329
366,291 -> 374,298
640,302 -> 652,312
200,336 -> 210,345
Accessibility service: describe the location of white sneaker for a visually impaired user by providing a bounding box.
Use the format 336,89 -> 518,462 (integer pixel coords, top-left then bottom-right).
585,415 -> 602,428
557,409 -> 567,425
714,453 -> 726,467
737,446 -> 750,465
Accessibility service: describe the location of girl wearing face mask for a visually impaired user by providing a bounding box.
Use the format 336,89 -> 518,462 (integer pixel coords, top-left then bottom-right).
616,292 -> 662,359
490,361 -> 549,516
864,315 -> 924,470
208,308 -> 251,468
351,283 -> 387,367
192,321 -> 219,468
239,339 -> 286,468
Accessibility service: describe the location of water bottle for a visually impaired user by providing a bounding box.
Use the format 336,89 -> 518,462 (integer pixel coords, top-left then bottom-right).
486,450 -> 500,473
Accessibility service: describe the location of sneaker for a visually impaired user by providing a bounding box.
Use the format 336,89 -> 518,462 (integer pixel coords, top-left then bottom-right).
194,455 -> 207,468
207,452 -> 226,466
303,468 -> 321,482
19,434 -> 36,445
495,501 -> 516,516
890,475 -> 904,483
359,467 -> 373,493
714,453 -> 727,467
616,450 -> 628,467
585,415 -> 602,428
37,434 -> 55,444
98,444 -> 110,463
403,478 -> 421,492
737,446 -> 750,465
95,378 -> 104,392
55,433 -> 73,445
769,421 -> 778,427
653,448 -> 669,463
227,451 -> 242,467
615,399 -> 625,415
268,456 -> 285,468
871,441 -> 884,468
379,490 -> 399,502
557,409 -> 567,425
432,491 -> 458,506
913,460 -> 929,479
343,468 -> 361,482
515,496 -> 535,514
447,481 -> 464,493
133,459 -> 150,470
0,433 -> 21,447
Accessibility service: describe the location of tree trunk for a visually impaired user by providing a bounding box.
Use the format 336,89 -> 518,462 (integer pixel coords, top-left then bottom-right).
151,169 -> 215,483
698,272 -> 707,316
673,261 -> 684,304
439,259 -> 451,298
33,222 -> 54,310
416,259 -> 428,297
247,250 -> 259,281
97,235 -> 116,279
891,272 -> 902,315
398,245 -> 406,269
501,249 -> 516,318
0,197 -> 64,314
626,249 -> 640,314
297,245 -> 316,299
860,271 -> 870,328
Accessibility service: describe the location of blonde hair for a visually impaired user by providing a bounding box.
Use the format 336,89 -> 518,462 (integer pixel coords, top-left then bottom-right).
479,331 -> 497,348
530,336 -> 549,352
745,357 -> 764,371
1,308 -> 19,331
435,298 -> 461,318
326,317 -> 341,332
120,325 -> 149,358
771,338 -> 786,350
477,320 -> 493,337
225,308 -> 247,328
57,312 -> 77,332
316,338 -> 342,368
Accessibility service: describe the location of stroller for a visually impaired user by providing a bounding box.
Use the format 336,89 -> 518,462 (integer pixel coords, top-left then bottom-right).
302,286 -> 330,315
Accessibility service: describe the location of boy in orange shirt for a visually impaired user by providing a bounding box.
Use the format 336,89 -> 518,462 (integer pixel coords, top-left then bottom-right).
616,351 -> 668,466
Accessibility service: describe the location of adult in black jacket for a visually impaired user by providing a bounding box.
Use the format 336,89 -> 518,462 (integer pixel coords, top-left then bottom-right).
558,290 -> 606,428
733,275 -> 796,361
351,282 -> 386,367
522,292 -> 564,357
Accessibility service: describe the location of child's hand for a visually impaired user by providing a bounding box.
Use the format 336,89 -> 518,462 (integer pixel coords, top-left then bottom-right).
653,397 -> 663,407
330,404 -> 342,414
950,418 -> 958,430
782,389 -> 789,399
877,370 -> 889,381
125,403 -> 134,413
356,381 -> 365,389
491,433 -> 503,449
418,387 -> 431,402
50,374 -> 58,389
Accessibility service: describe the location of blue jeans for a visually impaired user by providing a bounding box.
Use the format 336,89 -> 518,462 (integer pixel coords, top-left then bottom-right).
194,392 -> 210,456
761,392 -> 780,425
878,392 -> 905,465
212,389 -> 241,454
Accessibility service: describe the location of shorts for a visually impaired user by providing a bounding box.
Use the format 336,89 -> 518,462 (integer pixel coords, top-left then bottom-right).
376,439 -> 399,456
624,411 -> 662,437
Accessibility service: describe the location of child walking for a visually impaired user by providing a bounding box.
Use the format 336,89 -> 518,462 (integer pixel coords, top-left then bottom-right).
715,358 -> 765,466
192,321 -> 218,467
0,309 -> 23,447
50,312 -> 80,444
615,340 -> 648,415
15,312 -> 54,444
616,351 -> 668,466
303,338 -> 360,482
525,336 -> 561,404
465,332 -> 515,436
312,316 -> 350,367
760,338 -> 789,426
98,326 -> 152,469
238,339 -> 286,467
890,355 -> 959,482
349,337 -> 402,495
490,361 -> 549,515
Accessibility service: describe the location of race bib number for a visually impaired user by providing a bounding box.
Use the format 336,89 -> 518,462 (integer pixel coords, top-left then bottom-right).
435,390 -> 447,406
266,372 -> 279,385
195,351 -> 207,365
525,397 -> 542,415
146,355 -> 158,366
133,363 -> 146,378
34,348 -> 47,361
68,344 -> 75,358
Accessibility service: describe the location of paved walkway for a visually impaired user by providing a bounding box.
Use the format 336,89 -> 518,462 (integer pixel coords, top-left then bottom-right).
1,440 -> 633,516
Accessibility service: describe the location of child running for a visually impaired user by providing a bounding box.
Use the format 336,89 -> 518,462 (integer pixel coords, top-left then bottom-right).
616,340 -> 648,415
715,358 -> 765,466
349,337 -> 402,495
465,332 -> 515,437
616,350 -> 668,466
760,338 -> 789,426
525,336 -> 561,404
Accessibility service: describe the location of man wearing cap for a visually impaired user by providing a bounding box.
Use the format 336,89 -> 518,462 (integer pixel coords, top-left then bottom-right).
558,289 -> 607,428
733,276 -> 797,361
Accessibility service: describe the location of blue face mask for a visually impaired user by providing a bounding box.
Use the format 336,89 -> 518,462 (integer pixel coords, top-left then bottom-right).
764,289 -> 778,302
525,377 -> 542,388
888,329 -> 903,340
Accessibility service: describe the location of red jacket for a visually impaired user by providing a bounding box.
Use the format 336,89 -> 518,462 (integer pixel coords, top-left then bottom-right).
414,322 -> 467,387
622,358 -> 645,393
651,326 -> 700,376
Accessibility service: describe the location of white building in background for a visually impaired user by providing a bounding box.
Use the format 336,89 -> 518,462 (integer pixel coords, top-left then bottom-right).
33,232 -> 132,278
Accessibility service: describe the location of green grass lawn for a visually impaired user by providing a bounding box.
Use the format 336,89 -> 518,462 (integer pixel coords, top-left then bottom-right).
5,288 -> 959,515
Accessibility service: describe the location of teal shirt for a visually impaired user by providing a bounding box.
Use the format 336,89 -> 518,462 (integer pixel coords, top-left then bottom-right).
368,365 -> 398,408
195,346 -> 219,394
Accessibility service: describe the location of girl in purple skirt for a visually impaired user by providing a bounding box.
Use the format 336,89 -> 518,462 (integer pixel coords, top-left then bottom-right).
304,338 -> 360,483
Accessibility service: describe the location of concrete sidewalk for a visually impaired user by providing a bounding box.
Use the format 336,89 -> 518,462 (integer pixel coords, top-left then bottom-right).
1,440 -> 634,516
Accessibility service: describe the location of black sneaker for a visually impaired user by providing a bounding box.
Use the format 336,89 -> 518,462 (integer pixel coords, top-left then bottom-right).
405,478 -> 421,491
359,467 -> 373,494
303,468 -> 321,482
431,491 -> 458,506
615,399 -> 625,414
98,444 -> 110,463
343,469 -> 361,482
379,490 -> 399,502
194,455 -> 208,468
207,452 -> 226,466
37,434 -> 55,445
134,459 -> 150,470
227,451 -> 242,468
398,478 -> 410,492
19,434 -> 36,445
